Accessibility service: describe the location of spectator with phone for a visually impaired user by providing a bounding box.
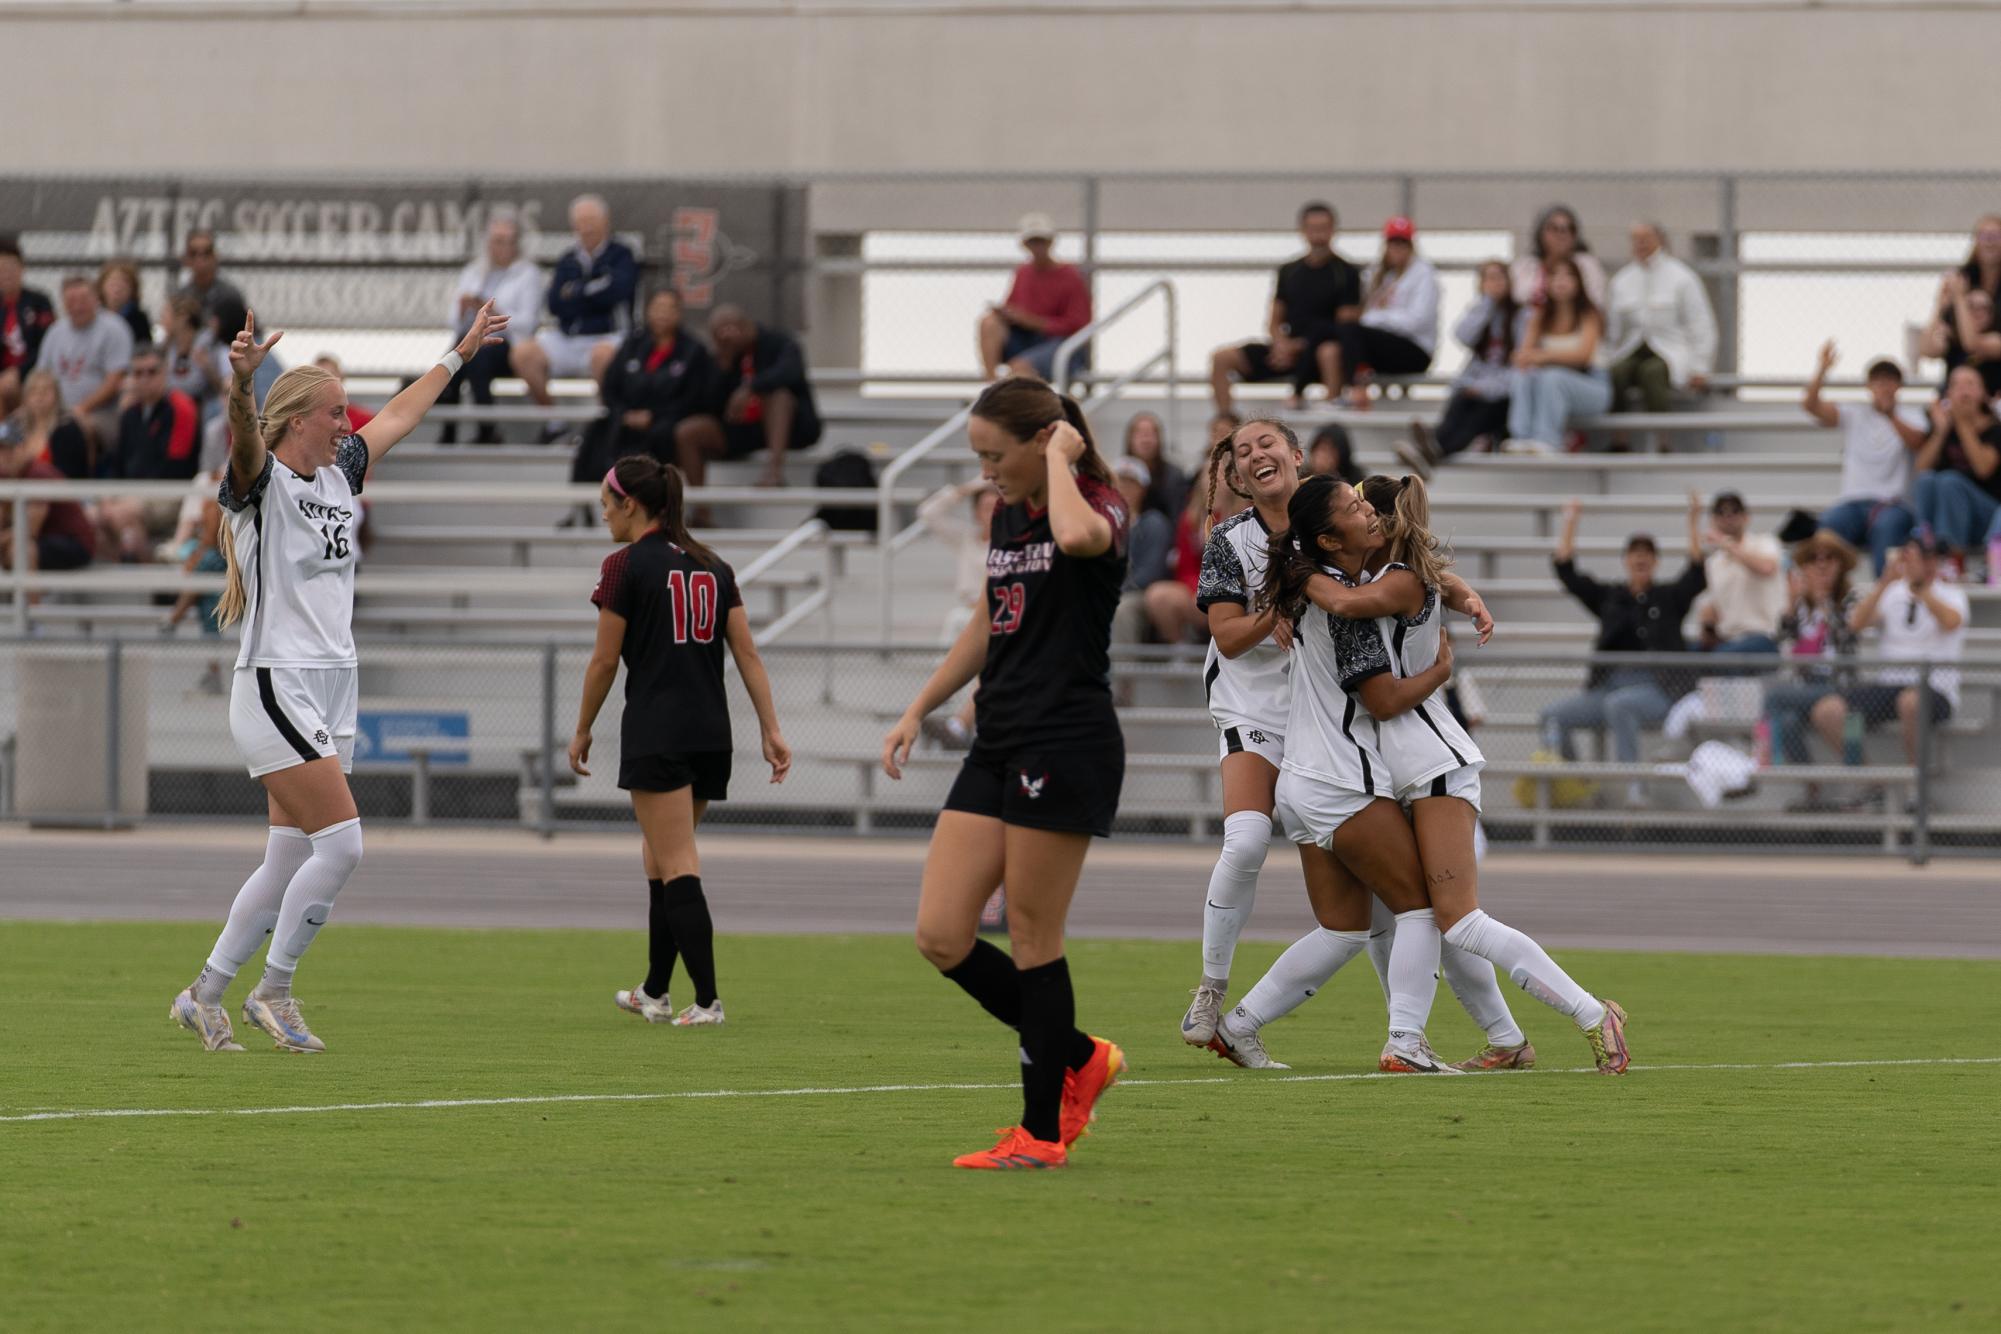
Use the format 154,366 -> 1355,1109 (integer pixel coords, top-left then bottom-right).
978,214 -> 1092,383
1400,259 -> 1523,475
1909,363 -> 2001,565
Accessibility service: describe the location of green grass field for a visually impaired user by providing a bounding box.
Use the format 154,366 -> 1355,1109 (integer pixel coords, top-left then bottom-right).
2,922 -> 1996,1333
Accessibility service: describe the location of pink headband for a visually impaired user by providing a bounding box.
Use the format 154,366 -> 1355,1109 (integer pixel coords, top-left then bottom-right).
603,467 -> 628,498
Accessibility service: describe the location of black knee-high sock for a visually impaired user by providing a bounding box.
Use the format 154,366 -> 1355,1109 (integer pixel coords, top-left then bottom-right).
643,878 -> 677,1001
943,940 -> 1095,1070
1017,957 -> 1082,1144
662,875 -> 717,1007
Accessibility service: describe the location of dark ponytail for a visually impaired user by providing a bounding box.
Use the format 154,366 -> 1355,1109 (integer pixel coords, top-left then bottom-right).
971,376 -> 1113,488
1254,473 -> 1339,624
609,454 -> 721,569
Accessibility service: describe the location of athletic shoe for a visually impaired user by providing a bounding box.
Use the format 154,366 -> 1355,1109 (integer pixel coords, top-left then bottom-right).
1379,1036 -> 1464,1074
1584,999 -> 1631,1075
671,1000 -> 725,1027
614,986 -> 674,1024
1207,1014 -> 1292,1070
169,988 -> 244,1052
1499,437 -> 1552,456
1452,1041 -> 1537,1072
1059,1036 -> 1125,1147
1180,984 -> 1226,1046
952,1125 -> 1067,1170
1393,436 -> 1434,481
241,992 -> 326,1053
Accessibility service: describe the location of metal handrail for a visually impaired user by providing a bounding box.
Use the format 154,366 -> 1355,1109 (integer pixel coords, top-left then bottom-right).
874,403 -> 974,640
1053,278 -> 1178,440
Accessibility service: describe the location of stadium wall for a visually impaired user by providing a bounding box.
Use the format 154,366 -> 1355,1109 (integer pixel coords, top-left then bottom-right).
2,2 -> 1990,176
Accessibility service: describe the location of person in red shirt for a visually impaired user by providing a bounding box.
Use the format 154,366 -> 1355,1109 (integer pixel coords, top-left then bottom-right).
1,235 -> 58,417
977,213 -> 1093,383
0,423 -> 96,571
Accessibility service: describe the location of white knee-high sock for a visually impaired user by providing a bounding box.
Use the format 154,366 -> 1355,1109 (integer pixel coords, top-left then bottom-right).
1365,896 -> 1396,1001
195,826 -> 313,1002
1385,908 -> 1442,1039
1440,939 -> 1527,1047
1233,928 -> 1368,1030
1443,908 -> 1605,1030
258,818 -> 364,991
1201,810 -> 1271,986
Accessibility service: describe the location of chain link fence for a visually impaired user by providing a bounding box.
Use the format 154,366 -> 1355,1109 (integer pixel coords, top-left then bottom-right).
1,637 -> 1992,861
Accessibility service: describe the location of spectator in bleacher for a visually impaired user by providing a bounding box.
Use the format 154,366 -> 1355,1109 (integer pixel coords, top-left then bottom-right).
162,466 -> 232,693
159,293 -> 224,426
676,305 -> 822,489
1918,268 -> 2001,397
97,259 -> 151,348
1763,531 -> 1861,781
1210,201 -> 1362,413
1605,222 -> 1716,416
592,288 -> 714,469
1110,455 -> 1178,646
1332,216 -> 1439,407
1502,257 -> 1609,454
1805,531 -> 1966,789
96,345 -> 200,560
978,213 -> 1092,383
195,294 -> 275,475
174,229 -> 243,326
1511,204 -> 1609,311
1540,493 -> 1706,779
4,370 -> 90,480
1305,422 -> 1364,485
0,419 -> 95,572
1910,364 -> 2001,564
1804,342 -> 1923,574
1142,479 -> 1216,645
1695,492 -> 1785,656
1121,411 -> 1188,517
1400,259 -> 1523,476
512,194 -> 638,440
439,212 -> 544,445
37,274 -> 133,451
0,235 -> 56,416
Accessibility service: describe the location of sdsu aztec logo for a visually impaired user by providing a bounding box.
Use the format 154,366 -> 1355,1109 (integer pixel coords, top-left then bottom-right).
1018,772 -> 1046,800
664,207 -> 756,307
313,729 -> 329,745
1246,729 -> 1270,746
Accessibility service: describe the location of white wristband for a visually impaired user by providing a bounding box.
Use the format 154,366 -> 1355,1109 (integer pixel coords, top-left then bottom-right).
436,350 -> 465,376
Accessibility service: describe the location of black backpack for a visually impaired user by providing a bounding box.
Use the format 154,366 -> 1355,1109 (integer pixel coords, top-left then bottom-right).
813,448 -> 879,532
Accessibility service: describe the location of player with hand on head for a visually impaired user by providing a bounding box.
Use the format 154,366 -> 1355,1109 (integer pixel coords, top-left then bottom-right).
171,302 -> 508,1053
881,377 -> 1130,1171
571,455 -> 791,1028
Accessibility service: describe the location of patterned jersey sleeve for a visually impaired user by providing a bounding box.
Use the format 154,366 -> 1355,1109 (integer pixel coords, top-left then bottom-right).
334,434 -> 369,495
1079,476 -> 1129,557
1196,527 -> 1249,611
591,546 -> 632,616
217,453 -> 274,513
1332,611 -> 1393,692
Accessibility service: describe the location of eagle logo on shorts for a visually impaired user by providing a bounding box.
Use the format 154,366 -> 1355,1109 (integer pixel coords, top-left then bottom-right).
314,730 -> 329,745
1018,772 -> 1046,800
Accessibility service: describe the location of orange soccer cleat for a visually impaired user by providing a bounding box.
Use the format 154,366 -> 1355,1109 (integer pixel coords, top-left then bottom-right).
952,1126 -> 1068,1170
1059,1036 -> 1126,1147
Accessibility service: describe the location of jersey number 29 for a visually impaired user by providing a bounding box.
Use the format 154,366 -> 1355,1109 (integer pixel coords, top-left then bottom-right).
667,569 -> 719,644
989,581 -> 1026,635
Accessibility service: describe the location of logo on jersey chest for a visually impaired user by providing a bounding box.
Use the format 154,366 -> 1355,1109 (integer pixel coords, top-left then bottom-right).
297,498 -> 353,524
987,540 -> 1054,579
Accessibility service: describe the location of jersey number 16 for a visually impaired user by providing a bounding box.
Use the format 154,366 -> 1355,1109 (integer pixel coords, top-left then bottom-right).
667,569 -> 719,644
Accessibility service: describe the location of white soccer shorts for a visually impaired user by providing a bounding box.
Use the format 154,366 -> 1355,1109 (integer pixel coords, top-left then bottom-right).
1399,762 -> 1484,815
1217,720 -> 1285,769
229,666 -> 358,777
1272,768 -> 1377,849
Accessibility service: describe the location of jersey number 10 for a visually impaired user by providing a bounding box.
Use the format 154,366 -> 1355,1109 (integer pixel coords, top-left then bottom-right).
667,569 -> 719,644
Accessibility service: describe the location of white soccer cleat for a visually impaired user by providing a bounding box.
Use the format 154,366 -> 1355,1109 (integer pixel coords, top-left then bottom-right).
241,992 -> 327,1053
1180,984 -> 1226,1047
615,986 -> 674,1024
1379,1035 -> 1463,1074
1206,1010 -> 1291,1070
671,1000 -> 725,1027
169,988 -> 244,1052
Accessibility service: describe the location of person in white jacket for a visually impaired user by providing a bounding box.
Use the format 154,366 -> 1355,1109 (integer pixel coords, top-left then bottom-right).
1604,222 -> 1717,415
1333,216 -> 1439,407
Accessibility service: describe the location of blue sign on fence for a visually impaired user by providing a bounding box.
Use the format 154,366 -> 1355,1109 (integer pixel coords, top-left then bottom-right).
354,711 -> 470,767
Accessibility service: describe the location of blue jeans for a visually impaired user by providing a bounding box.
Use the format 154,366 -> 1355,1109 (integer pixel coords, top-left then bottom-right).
1817,498 -> 1914,574
1763,680 -> 1839,764
1539,668 -> 1672,763
1508,366 -> 1612,447
1911,470 -> 2000,551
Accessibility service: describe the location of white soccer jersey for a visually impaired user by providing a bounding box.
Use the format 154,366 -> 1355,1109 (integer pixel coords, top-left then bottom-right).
1279,565 -> 1390,799
219,437 -> 368,669
1362,566 -> 1484,794
1195,508 -> 1292,734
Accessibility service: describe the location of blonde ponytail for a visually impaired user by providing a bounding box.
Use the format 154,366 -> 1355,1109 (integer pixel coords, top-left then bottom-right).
1361,473 -> 1452,590
211,365 -> 341,630
214,524 -> 246,629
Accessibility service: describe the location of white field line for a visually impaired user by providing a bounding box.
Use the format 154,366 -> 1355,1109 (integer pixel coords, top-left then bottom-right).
4,1056 -> 1999,1126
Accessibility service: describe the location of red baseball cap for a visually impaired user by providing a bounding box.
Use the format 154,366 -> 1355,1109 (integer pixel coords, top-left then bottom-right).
1383,216 -> 1416,241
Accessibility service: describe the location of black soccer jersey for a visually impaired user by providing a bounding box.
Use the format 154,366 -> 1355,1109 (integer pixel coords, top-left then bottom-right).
973,476 -> 1129,750
591,531 -> 744,756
